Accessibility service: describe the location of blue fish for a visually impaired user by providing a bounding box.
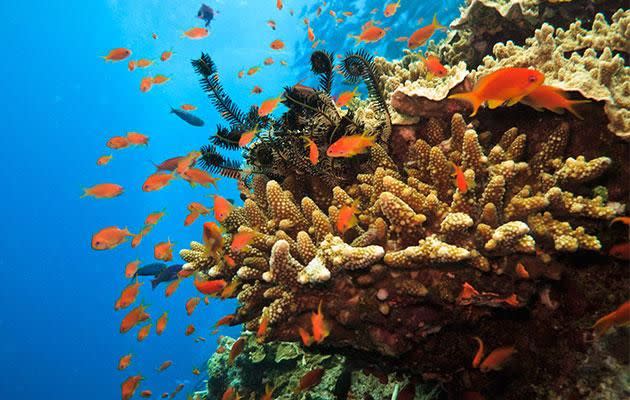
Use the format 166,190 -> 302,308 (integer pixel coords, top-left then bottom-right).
170,107 -> 205,127
133,262 -> 166,278
151,264 -> 183,289
197,4 -> 217,27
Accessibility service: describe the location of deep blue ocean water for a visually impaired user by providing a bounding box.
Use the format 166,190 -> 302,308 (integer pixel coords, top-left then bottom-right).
0,1 -> 459,398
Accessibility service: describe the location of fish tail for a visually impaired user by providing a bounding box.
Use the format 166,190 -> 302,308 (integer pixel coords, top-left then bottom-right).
566,100 -> 590,120
448,91 -> 482,116
432,13 -> 446,30
80,188 -> 89,198
347,34 -> 361,46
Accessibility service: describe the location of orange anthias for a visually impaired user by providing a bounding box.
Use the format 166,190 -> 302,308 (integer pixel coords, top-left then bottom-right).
472,337 -> 484,368
451,162 -> 468,193
202,221 -> 224,256
515,262 -> 530,279
326,133 -> 376,158
156,312 -> 168,335
140,390 -> 152,398
294,368 -> 325,393
81,183 -> 124,199
126,131 -> 149,146
336,204 -> 359,234
335,87 -> 358,107
181,168 -> 220,188
120,304 -> 150,333
161,50 -> 173,61
239,126 -> 260,147
247,66 -> 261,76
407,14 -> 445,49
176,151 -> 202,174
114,282 -> 143,310
263,57 -> 274,66
456,282 -> 479,304
107,136 -> 130,149
592,300 -> 630,337
230,231 -> 255,253
184,212 -> 200,226
140,76 -> 153,93
214,314 -> 235,328
157,360 -> 172,372
145,210 -> 166,226
421,54 -> 448,78
384,0 -> 401,17
136,59 -> 153,68
311,301 -> 330,343
152,74 -> 170,85
448,67 -> 545,116
142,172 -> 175,192
212,195 -> 233,222
258,96 -> 283,116
256,315 -> 269,338
220,279 -> 240,299
102,48 -> 131,62
183,27 -> 209,39
165,279 -> 181,297
154,239 -> 174,261
520,85 -> 589,119
479,346 -> 517,372
181,104 -> 196,111
229,337 -> 246,365
128,60 -> 136,71
270,39 -> 285,50
350,22 -> 387,45
194,278 -> 227,295
188,202 -> 211,215
185,297 -> 201,316
118,353 -> 132,370
303,137 -> 320,165
96,154 -> 113,166
137,324 -> 151,341
121,375 -> 143,400
92,226 -> 134,250
298,327 -> 314,346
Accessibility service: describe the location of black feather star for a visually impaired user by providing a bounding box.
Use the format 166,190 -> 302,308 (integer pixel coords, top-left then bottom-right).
198,145 -> 243,179
208,125 -> 242,151
310,50 -> 334,94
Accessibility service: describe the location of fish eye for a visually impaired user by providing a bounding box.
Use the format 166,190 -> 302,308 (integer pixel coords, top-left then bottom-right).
528,74 -> 538,82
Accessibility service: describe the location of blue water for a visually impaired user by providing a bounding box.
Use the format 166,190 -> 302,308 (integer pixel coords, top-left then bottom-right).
0,1 -> 458,398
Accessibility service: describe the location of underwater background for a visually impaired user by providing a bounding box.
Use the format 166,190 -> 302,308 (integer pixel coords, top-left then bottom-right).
0,0 -> 458,399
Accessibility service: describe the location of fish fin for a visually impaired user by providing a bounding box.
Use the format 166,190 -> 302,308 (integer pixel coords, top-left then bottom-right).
487,99 -> 504,109
506,96 -> 525,107
426,72 -> 434,80
432,13 -> 446,30
448,91 -> 482,116
80,188 -> 89,198
566,100 -> 590,120
347,34 -> 361,46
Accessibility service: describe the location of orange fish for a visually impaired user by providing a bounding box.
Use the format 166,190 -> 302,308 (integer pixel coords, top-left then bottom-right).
182,168 -> 220,188
261,384 -> 275,400
407,14 -> 445,49
154,239 -> 174,261
136,59 -> 154,68
238,70 -> 245,78
107,136 -> 130,149
184,212 -> 200,226
472,336 -> 484,368
181,104 -> 197,111
120,304 -> 150,333
231,231 -> 255,253
214,314 -> 235,328
229,337 -> 246,365
220,279 -> 240,299
194,278 -> 227,295
185,297 -> 201,316
140,76 -> 153,93
202,221 -> 224,256
154,156 -> 186,172
451,162 -> 468,193
307,24 -> 315,42
92,226 -> 134,250
270,39 -> 285,50
239,126 -> 260,147
118,353 -> 133,370
145,210 -> 166,225
592,300 -> 630,337
102,48 -> 132,62
337,204 -> 359,234
329,10 -> 337,17
178,268 -> 195,278
247,66 -> 261,76
256,315 -> 269,338
137,323 -> 151,341
276,0 -> 283,10
96,154 -> 113,166
165,279 -> 181,297
125,259 -> 141,279
335,87 -> 358,107
152,74 -> 170,85
384,1 -> 401,17
326,133 -> 376,158
421,54 -> 447,78
115,282 -> 143,311
298,327 -> 314,346
126,131 -> 149,146
515,262 -> 530,279
157,360 -> 172,372
212,195 -> 233,222
350,23 -> 387,45
311,301 -> 330,343
294,368 -> 325,393
342,11 -> 353,17
128,60 -> 136,71
140,390 -> 153,398
156,312 -> 168,335
185,324 -> 196,336
479,346 -> 517,372
520,85 -> 589,119
258,96 -> 283,117
81,183 -> 124,199
161,50 -> 173,62
176,151 -> 201,174
131,231 -> 145,248
263,57 -> 274,66
267,20 -> 277,30
183,27 -> 209,39
121,375 -> 143,400
395,36 -> 408,42
448,67 -> 545,116
251,85 -> 263,94
303,137 -> 319,165
192,368 -> 200,375
142,172 -> 176,192
457,282 -> 479,304
222,387 -> 237,400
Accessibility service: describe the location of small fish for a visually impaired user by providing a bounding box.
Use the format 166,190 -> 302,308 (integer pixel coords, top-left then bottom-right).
202,221 -> 224,256
170,107 -> 205,127
152,265 -> 182,289
96,154 -> 113,166
136,59 -> 154,68
238,126 -> 260,147
298,327 -> 314,346
329,10 -> 336,17
337,204 -> 358,234
294,368 -> 325,393
154,239 -> 174,261
247,66 -> 261,76
472,336 -> 484,368
303,137 -> 319,165
220,279 -> 240,299
184,212 -> 200,226
152,32 -> 158,40
185,297 -> 201,316
181,168 -> 220,188
120,304 -> 150,333
154,156 -> 186,171
214,314 -> 235,328
263,57 -> 274,66
125,259 -> 141,279
140,76 -> 153,93
267,20 -> 276,30
118,353 -> 132,370
81,183 -> 124,199
307,24 -> 315,42
311,301 -> 330,343
114,282 -> 143,311
160,50 -> 173,62
140,390 -> 153,398
610,216 -> 630,226
276,0 -> 283,10
145,210 -> 166,226
133,262 -> 166,277
326,133 -> 376,158
384,0 -> 401,17
165,279 -> 181,297
192,368 -> 200,375
451,162 -> 468,193
256,315 -> 269,338
178,268 -> 195,278
238,70 -> 245,78
121,375 -> 143,400
592,300 -> 630,337
137,323 -> 151,341
421,54 -> 448,78
152,74 -> 170,85
182,27 -> 209,39
228,337 -> 246,365
407,14 -> 445,49
349,23 -> 388,45
457,282 -> 479,304
335,87 -> 358,107
515,262 -> 530,279
197,4 -> 216,27
188,202 -> 210,214
270,39 -> 285,50
316,6 -> 322,16
448,68 -> 545,116
194,278 -> 227,295
176,151 -> 202,174
157,360 -> 172,372
107,136 -> 130,149
212,195 -> 233,222
180,104 -> 197,111
128,60 -> 136,71
102,48 -> 131,62
258,96 -> 283,116
520,85 -> 589,119
479,346 -> 517,372
231,231 -> 255,253
92,226 -> 134,250
251,85 -> 263,94
142,172 -> 176,192
342,11 -> 353,17
395,36 -> 408,42
222,387 -> 237,400
126,132 -> 149,147
156,312 -> 168,335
